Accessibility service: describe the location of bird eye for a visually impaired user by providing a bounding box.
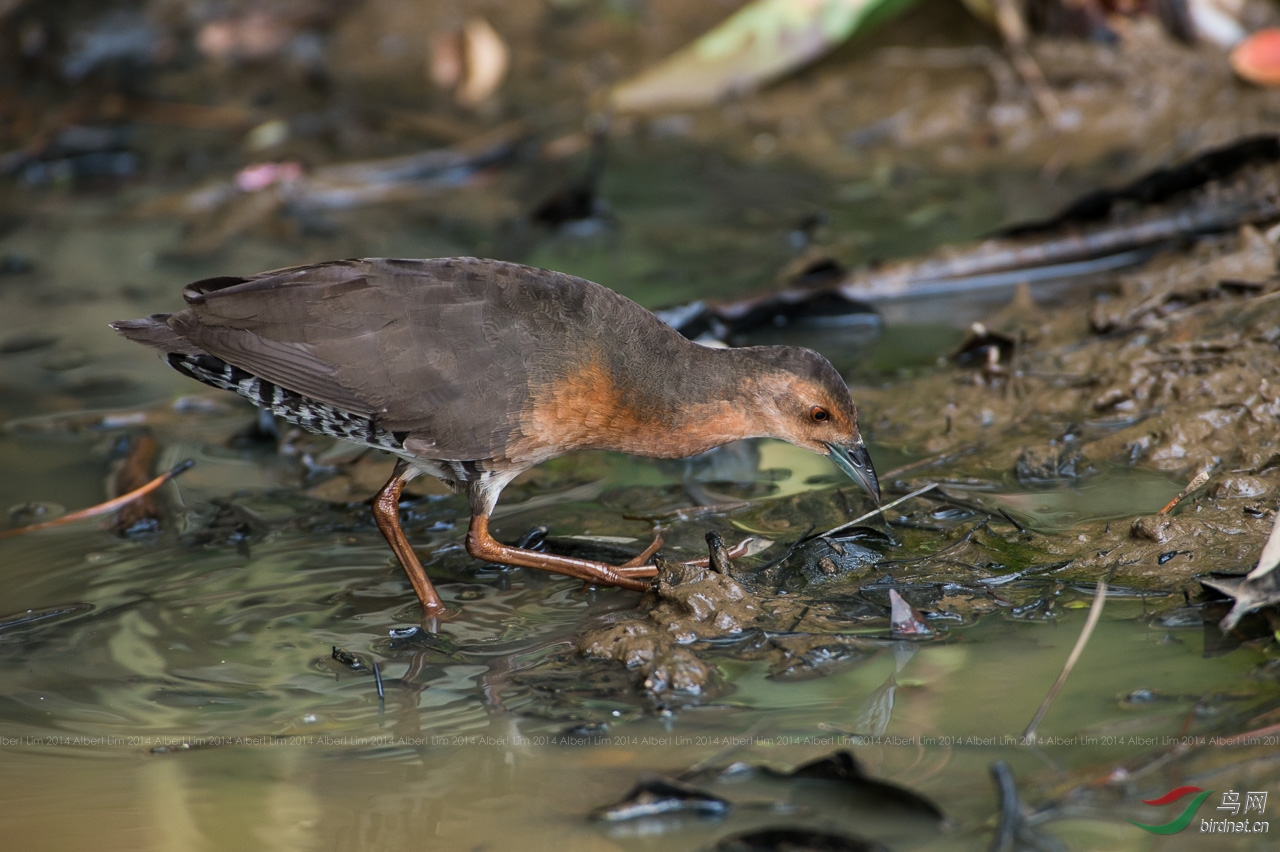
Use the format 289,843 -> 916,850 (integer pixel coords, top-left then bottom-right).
810,406 -> 830,423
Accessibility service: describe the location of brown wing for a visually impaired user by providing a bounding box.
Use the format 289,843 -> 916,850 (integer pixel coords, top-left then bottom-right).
145,257 -> 605,460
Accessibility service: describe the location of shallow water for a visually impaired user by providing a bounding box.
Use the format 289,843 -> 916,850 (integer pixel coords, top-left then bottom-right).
1,571 -> 1270,852
1,89 -> 1277,852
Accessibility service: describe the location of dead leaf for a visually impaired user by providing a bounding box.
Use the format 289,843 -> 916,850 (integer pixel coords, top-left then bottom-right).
610,0 -> 916,112
889,588 -> 932,636
432,17 -> 509,107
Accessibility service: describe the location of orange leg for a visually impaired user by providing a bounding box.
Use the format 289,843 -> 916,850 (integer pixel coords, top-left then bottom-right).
466,514 -> 652,591
373,460 -> 447,615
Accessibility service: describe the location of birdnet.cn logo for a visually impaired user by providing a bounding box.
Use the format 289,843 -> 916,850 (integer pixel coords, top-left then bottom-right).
1128,786 -> 1270,834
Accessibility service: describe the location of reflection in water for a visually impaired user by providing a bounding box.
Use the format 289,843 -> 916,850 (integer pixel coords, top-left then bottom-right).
952,468 -> 1183,532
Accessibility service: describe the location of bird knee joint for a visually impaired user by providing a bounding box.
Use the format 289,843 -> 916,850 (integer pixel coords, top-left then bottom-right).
466,526 -> 498,560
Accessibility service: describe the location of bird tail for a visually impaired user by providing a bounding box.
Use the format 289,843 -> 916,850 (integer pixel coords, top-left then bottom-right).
109,315 -> 202,356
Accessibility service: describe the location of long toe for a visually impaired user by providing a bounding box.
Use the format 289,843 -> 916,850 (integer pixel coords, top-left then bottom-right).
620,533 -> 664,568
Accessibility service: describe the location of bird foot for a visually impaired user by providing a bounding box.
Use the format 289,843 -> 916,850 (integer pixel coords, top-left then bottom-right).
610,532 -> 664,579
612,533 -> 753,579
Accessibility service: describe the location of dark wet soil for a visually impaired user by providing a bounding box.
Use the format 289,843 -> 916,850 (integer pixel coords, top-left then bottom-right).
576,217 -> 1280,695
864,225 -> 1280,587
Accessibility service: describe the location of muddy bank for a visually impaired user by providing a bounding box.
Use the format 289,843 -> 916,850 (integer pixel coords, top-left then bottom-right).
578,222 -> 1280,698
862,224 -> 1280,585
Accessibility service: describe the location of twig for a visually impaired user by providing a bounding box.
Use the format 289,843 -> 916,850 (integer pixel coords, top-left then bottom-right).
1159,468 -> 1211,514
820,483 -> 939,539
373,661 -> 386,714
0,460 -> 194,540
989,760 -> 1021,852
990,0 -> 1060,118
1023,579 -> 1108,741
839,202 -> 1273,300
785,605 -> 811,633
997,507 -> 1027,534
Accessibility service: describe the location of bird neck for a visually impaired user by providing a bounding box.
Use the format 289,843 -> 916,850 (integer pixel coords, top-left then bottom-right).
511,340 -> 795,463
599,343 -> 792,459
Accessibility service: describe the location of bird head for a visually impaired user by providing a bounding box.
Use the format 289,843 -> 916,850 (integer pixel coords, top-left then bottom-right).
747,346 -> 880,504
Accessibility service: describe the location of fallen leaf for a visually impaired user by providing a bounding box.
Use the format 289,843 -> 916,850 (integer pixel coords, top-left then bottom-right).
889,588 -> 932,636
590,778 -> 729,822
432,17 -> 509,107
610,0 -> 916,112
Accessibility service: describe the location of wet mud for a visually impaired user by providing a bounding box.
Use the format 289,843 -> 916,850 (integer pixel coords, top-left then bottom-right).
864,225 -> 1280,586
583,222 -> 1280,698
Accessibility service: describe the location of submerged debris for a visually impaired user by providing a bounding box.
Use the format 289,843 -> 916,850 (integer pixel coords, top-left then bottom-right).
989,761 -> 1068,852
0,603 -> 94,637
590,777 -> 730,823
888,589 -> 932,637
713,827 -> 889,852
330,646 -> 369,672
108,432 -> 162,536
764,751 -> 945,822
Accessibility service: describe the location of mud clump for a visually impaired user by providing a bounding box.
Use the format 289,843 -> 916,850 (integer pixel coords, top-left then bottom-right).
579,543 -> 908,697
579,620 -> 712,695
648,558 -> 762,638
579,557 -> 764,696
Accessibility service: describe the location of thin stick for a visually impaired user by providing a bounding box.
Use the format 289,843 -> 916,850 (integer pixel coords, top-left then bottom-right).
989,760 -> 1021,852
1159,467 -> 1211,515
373,661 -> 386,714
0,459 -> 194,540
820,483 -> 939,539
991,0 -> 1061,122
1023,579 -> 1107,741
